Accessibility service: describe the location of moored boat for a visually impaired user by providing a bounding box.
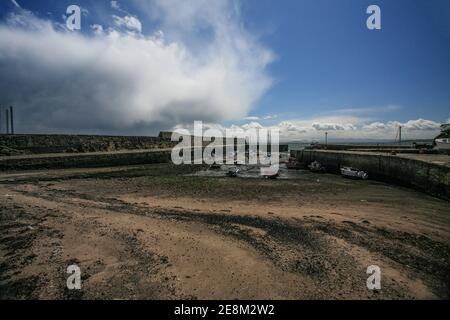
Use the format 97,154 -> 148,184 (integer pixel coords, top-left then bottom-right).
210,163 -> 222,170
226,166 -> 240,177
308,161 -> 326,173
340,167 -> 369,180
260,167 -> 279,179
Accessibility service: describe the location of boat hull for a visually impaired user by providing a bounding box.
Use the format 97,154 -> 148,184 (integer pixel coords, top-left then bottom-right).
340,167 -> 369,180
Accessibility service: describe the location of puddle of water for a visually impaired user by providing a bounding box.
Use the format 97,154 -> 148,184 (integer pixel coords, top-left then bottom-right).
186,164 -> 308,180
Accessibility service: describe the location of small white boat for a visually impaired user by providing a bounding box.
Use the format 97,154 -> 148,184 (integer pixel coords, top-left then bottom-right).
435,138 -> 450,150
260,167 -> 279,179
340,167 -> 369,180
308,161 -> 326,173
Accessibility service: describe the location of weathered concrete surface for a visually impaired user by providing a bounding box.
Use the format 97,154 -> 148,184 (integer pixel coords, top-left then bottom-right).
0,149 -> 172,171
296,150 -> 450,200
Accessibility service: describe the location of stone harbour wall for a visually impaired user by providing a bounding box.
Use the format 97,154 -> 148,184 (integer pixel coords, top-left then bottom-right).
0,150 -> 172,171
0,134 -> 173,155
296,150 -> 450,201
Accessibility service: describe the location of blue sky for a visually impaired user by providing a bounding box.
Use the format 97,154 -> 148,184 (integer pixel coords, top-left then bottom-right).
0,0 -> 449,140
242,0 -> 450,122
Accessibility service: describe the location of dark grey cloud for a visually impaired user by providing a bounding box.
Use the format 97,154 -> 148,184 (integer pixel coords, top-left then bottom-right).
0,1 -> 273,135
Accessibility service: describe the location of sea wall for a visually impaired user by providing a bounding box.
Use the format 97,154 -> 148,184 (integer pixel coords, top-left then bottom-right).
296,150 -> 450,200
0,134 -> 288,155
309,144 -> 412,151
0,134 -> 172,154
0,150 -> 172,171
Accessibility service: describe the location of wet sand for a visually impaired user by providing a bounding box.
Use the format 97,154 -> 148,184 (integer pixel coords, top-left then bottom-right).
1,164 -> 449,299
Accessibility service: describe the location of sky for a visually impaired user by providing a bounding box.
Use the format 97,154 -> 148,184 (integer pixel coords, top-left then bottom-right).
0,0 -> 449,141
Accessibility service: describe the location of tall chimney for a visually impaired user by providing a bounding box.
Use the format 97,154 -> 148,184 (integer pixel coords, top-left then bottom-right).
9,106 -> 14,135
6,108 -> 10,134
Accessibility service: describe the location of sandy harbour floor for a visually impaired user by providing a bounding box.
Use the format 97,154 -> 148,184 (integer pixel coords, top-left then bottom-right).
1,164 -> 449,300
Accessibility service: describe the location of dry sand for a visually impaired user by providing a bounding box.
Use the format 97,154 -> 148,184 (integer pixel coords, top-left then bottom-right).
1,164 -> 449,299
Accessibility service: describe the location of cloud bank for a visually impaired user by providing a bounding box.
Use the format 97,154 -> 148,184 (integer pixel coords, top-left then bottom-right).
223,117 -> 443,142
112,15 -> 142,33
0,0 -> 273,134
0,1 -> 445,140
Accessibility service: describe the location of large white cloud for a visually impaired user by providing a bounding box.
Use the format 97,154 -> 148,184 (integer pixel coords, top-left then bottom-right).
112,15 -> 142,33
312,122 -> 355,131
221,116 -> 444,142
0,1 -> 273,134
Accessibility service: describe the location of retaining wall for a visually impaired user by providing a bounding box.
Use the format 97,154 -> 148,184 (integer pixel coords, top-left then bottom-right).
0,134 -> 170,154
0,150 -> 172,171
296,150 -> 450,200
